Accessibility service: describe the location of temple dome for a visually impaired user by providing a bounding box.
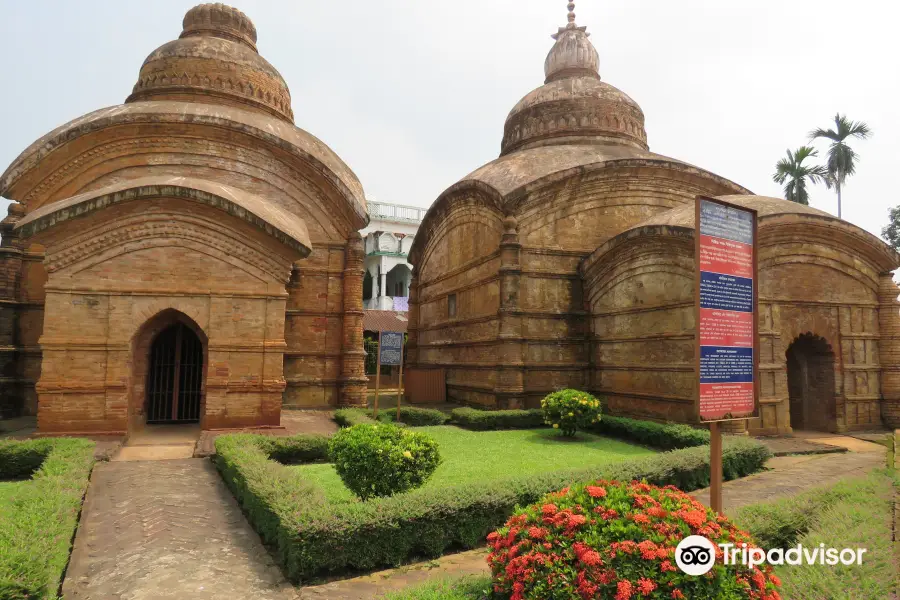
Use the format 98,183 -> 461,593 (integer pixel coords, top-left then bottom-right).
501,4 -> 647,156
126,3 -> 294,123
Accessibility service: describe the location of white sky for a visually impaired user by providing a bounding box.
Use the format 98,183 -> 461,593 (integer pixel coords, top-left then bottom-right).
1,0 -> 897,240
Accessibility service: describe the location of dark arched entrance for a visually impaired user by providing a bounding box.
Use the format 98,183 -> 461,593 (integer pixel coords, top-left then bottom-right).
786,333 -> 836,432
146,322 -> 204,423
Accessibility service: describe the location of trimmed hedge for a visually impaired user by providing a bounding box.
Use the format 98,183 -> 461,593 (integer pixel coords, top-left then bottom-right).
334,407 -> 448,428
0,439 -> 51,480
333,408 -> 377,428
450,407 -> 544,431
255,434 -> 331,465
215,433 -> 770,582
371,407 -> 449,427
450,407 -> 710,451
591,415 -> 710,450
0,438 -> 95,600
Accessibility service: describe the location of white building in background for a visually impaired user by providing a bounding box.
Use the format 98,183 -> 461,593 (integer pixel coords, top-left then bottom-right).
360,201 -> 426,311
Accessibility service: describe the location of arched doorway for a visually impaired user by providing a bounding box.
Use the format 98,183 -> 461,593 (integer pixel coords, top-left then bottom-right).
145,322 -> 204,423
786,333 -> 836,432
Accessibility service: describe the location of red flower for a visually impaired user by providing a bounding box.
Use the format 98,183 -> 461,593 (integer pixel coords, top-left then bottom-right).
660,560 -> 676,572
580,549 -> 602,567
671,590 -> 685,599
542,503 -> 559,516
647,506 -> 668,518
637,578 -> 657,595
637,540 -> 658,560
586,485 -> 607,498
616,579 -> 634,600
630,513 -> 651,525
527,526 -> 547,540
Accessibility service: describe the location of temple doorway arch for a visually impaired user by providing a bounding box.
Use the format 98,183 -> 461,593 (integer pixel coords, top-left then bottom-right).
786,333 -> 836,432
132,309 -> 208,427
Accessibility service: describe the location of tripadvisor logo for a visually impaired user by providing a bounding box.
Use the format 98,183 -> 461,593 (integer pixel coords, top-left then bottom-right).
675,535 -> 868,575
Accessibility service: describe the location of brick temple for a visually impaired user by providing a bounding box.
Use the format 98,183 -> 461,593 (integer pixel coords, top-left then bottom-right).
0,4 -> 368,434
2,3 -> 900,437
405,5 -> 900,435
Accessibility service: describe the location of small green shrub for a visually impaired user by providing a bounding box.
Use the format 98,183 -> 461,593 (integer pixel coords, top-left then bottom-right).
541,389 -> 602,436
591,415 -> 710,450
450,407 -> 545,430
487,479 -> 781,599
333,408 -> 377,428
328,424 -> 442,500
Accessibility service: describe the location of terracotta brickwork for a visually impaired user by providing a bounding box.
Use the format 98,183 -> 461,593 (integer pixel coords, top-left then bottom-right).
408,11 -> 900,434
0,4 -> 368,433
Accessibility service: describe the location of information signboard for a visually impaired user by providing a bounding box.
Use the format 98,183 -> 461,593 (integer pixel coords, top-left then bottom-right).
696,197 -> 759,422
380,331 -> 403,366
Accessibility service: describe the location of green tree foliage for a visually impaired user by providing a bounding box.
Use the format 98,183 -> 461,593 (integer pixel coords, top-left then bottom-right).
809,114 -> 872,218
881,205 -> 900,252
772,146 -> 828,205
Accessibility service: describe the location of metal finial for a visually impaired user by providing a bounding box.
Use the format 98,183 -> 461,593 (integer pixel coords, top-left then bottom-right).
567,2 -> 576,27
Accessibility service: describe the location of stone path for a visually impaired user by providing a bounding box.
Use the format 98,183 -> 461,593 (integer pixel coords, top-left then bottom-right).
63,459 -> 299,600
691,449 -> 885,513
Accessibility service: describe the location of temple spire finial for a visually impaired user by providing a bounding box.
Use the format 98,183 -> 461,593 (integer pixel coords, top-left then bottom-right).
567,2 -> 577,28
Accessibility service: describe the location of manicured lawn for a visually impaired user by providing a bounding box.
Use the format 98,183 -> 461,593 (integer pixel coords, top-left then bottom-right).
735,469 -> 899,600
291,426 -> 656,504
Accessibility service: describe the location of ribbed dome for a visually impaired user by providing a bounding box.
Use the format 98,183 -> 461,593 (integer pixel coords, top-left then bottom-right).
501,3 -> 647,156
126,3 -> 294,123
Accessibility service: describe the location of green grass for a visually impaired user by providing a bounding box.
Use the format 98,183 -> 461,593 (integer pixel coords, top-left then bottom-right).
381,576 -> 493,600
0,438 -> 95,600
291,426 -> 656,504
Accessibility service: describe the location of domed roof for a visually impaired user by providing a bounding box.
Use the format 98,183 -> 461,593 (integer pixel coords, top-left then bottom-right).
501,3 -> 648,155
126,3 -> 294,123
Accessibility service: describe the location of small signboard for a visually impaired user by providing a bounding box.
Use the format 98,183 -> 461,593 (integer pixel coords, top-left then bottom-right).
695,197 -> 759,422
380,331 -> 404,366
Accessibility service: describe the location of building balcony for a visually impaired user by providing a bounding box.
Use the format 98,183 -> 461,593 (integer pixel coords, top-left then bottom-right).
367,201 -> 427,224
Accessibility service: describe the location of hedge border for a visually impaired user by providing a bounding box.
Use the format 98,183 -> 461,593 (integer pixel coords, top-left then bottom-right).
0,438 -> 95,600
215,433 -> 770,582
450,407 -> 710,450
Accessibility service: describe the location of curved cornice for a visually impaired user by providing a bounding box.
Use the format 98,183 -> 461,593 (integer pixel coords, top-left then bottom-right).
14,175 -> 312,257
0,101 -> 367,230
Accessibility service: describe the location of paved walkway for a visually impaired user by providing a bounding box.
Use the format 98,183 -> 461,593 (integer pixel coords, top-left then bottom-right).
63,459 -> 299,600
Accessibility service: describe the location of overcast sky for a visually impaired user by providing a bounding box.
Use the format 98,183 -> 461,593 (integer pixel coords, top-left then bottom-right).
1,0 -> 897,240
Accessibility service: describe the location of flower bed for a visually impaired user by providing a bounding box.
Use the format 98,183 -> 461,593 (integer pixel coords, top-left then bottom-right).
0,438 -> 95,600
215,430 -> 769,582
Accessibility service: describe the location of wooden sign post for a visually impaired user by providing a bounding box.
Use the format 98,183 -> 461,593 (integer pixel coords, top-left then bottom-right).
695,196 -> 759,515
396,335 -> 405,422
378,331 -> 404,422
373,331 -> 382,419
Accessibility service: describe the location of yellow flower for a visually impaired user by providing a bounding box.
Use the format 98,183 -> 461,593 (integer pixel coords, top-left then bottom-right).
403,450 -> 412,459
553,424 -> 559,429
568,412 -> 574,417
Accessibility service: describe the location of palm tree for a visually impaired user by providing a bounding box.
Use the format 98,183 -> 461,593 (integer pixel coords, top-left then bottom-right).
809,114 -> 872,218
773,146 -> 828,205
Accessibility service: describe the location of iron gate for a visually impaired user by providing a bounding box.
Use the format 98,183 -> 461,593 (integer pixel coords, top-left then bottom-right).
146,323 -> 203,423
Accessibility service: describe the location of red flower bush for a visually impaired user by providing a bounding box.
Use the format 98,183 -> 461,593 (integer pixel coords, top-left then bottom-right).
487,480 -> 781,600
